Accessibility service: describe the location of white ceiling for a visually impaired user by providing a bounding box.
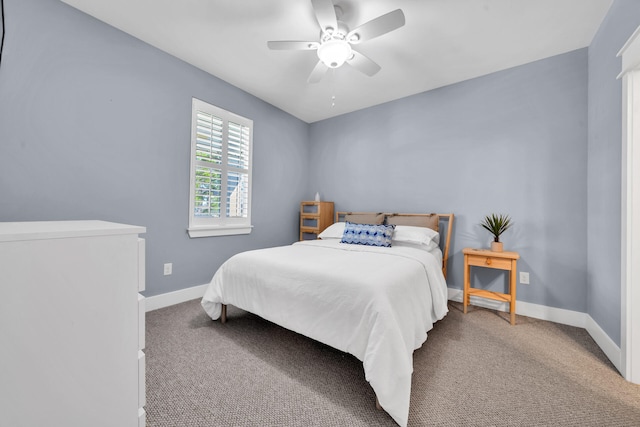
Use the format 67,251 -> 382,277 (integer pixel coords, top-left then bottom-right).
61,0 -> 613,123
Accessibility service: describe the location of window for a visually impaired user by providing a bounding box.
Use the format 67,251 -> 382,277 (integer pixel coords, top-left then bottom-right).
188,98 -> 253,237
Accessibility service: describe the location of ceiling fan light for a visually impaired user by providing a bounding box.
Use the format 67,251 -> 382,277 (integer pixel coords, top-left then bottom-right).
317,39 -> 352,68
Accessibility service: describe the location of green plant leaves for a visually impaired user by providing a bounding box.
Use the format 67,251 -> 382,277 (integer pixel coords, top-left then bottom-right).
480,213 -> 512,242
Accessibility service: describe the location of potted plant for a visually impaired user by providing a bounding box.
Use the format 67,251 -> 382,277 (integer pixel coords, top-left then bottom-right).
480,213 -> 513,252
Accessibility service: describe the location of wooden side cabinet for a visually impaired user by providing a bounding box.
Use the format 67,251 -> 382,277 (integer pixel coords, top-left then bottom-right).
299,201 -> 334,240
463,247 -> 520,325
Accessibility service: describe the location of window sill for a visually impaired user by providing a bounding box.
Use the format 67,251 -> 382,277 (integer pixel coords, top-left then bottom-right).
187,225 -> 253,238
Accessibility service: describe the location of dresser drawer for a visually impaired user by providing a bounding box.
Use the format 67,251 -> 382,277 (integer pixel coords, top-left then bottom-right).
138,238 -> 146,292
300,217 -> 319,229
467,255 -> 512,270
138,350 -> 146,408
138,294 -> 145,350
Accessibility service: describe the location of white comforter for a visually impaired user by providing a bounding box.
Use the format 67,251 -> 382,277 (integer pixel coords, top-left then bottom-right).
201,239 -> 448,427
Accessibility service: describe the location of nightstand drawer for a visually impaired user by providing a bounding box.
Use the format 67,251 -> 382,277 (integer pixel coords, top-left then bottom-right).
301,216 -> 319,229
467,255 -> 512,270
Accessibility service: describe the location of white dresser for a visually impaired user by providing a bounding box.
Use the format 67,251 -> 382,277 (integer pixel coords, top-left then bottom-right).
0,221 -> 146,427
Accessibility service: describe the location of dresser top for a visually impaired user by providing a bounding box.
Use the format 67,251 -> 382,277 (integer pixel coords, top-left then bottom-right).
0,220 -> 146,242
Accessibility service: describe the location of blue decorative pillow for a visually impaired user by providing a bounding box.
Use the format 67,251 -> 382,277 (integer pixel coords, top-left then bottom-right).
340,222 -> 396,247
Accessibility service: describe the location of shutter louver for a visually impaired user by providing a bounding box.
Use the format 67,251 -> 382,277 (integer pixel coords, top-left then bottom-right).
194,167 -> 222,218
196,112 -> 223,164
227,171 -> 249,218
227,121 -> 250,170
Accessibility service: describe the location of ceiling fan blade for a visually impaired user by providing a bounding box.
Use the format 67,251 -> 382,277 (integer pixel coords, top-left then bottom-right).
308,60 -> 328,83
346,50 -> 381,77
267,41 -> 319,50
311,0 -> 337,32
347,9 -> 405,44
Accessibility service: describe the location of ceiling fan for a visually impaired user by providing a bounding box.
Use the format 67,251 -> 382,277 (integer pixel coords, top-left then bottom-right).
267,0 -> 405,83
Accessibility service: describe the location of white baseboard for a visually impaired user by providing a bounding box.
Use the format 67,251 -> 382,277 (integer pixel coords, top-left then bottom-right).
447,288 -> 586,326
585,314 -> 622,373
144,284 -> 207,312
447,287 -> 622,373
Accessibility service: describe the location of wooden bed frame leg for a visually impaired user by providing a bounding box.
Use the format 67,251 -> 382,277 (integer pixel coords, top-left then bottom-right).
375,396 -> 382,411
221,304 -> 227,324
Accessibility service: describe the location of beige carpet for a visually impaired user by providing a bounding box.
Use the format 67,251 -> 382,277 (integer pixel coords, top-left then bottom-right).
145,299 -> 640,426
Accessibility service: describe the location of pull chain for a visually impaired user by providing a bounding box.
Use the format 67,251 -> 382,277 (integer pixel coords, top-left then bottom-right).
329,68 -> 336,108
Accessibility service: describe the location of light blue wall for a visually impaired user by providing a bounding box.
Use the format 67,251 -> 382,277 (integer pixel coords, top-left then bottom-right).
1,0 -> 635,344
0,0 -> 310,297
308,49 -> 589,312
587,0 -> 640,346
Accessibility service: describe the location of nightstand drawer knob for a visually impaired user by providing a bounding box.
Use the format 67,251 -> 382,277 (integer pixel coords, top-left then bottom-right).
485,258 -> 492,265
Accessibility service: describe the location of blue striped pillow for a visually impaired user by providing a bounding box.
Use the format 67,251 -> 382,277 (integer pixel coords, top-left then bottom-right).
340,222 -> 396,247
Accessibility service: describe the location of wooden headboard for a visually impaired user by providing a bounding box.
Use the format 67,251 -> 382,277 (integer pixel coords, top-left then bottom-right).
335,211 -> 454,279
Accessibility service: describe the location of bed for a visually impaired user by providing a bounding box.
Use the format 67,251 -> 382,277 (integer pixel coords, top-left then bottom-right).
201,212 -> 453,427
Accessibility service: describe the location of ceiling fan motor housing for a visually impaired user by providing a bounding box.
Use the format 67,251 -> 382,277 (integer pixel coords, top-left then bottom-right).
320,20 -> 349,42
318,20 -> 354,68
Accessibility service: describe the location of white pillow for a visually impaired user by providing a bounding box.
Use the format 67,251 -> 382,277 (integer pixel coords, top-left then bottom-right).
317,222 -> 346,239
392,225 -> 440,251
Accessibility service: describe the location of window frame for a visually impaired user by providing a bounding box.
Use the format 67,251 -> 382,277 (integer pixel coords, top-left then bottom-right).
187,98 -> 253,238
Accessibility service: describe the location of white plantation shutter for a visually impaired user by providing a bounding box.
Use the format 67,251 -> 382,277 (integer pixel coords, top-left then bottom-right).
226,121 -> 250,218
195,113 -> 223,164
188,98 -> 253,237
194,111 -> 223,218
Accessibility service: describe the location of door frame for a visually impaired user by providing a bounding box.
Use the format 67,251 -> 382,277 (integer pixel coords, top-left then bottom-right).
618,25 -> 640,384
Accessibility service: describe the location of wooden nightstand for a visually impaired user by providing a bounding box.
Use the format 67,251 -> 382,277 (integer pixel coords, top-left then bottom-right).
463,247 -> 520,325
299,201 -> 334,240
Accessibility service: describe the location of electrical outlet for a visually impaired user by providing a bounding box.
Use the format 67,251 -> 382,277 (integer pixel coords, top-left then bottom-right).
163,263 -> 172,276
520,272 -> 530,284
